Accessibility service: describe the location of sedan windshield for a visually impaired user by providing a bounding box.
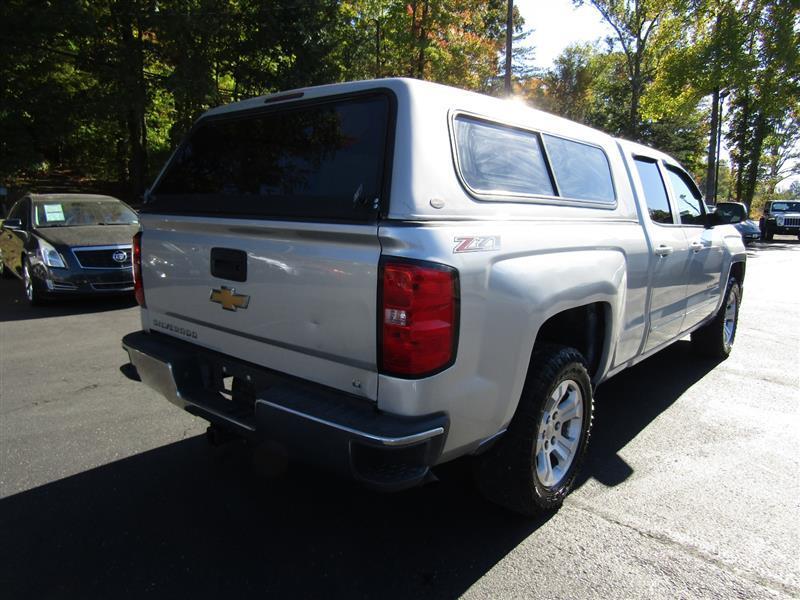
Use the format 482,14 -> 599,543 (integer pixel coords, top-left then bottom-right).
34,200 -> 138,227
772,201 -> 800,212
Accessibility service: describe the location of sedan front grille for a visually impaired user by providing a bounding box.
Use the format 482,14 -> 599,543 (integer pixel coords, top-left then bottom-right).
73,246 -> 132,269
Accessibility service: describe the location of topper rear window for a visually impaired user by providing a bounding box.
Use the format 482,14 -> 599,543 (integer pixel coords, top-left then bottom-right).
147,93 -> 391,221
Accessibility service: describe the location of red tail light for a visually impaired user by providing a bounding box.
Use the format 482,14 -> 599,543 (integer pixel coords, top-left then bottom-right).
132,231 -> 145,307
380,258 -> 459,377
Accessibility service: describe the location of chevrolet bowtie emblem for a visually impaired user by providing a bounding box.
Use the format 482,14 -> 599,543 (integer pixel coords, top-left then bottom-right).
209,286 -> 250,311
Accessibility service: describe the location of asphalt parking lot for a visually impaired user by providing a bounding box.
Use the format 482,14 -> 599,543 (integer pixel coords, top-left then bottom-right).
1,238 -> 798,599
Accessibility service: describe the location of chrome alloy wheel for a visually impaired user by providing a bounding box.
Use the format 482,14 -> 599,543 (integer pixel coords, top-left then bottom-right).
23,263 -> 33,301
723,293 -> 737,347
535,379 -> 584,488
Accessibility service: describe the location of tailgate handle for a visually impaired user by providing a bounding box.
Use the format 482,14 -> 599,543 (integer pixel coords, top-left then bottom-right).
210,248 -> 247,282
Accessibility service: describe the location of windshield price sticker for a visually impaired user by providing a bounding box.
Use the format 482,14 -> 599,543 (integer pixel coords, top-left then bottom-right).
44,204 -> 66,221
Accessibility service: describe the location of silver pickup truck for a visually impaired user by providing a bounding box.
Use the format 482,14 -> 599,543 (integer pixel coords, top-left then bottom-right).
122,78 -> 746,516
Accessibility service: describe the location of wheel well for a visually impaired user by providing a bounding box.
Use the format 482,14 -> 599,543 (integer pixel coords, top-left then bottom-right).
730,261 -> 745,286
533,303 -> 607,378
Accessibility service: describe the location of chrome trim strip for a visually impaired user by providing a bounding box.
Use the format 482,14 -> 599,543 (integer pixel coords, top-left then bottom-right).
91,283 -> 134,291
72,244 -> 133,270
255,399 -> 444,447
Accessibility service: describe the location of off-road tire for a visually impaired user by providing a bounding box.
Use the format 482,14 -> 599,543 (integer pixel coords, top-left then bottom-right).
691,278 -> 741,359
474,344 -> 594,516
762,225 -> 774,241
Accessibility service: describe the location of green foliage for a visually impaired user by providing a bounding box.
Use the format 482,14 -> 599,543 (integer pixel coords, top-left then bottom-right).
0,0 -> 520,194
0,0 -> 795,206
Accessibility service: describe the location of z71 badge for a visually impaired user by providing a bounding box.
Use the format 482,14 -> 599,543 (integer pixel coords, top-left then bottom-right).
453,236 -> 501,253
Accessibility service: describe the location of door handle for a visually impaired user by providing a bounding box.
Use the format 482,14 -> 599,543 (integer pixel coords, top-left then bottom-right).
655,245 -> 673,257
690,241 -> 703,253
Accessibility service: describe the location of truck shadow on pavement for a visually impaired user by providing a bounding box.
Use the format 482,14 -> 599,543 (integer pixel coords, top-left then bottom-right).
0,277 -> 136,322
0,342 -> 720,599
577,340 -> 723,489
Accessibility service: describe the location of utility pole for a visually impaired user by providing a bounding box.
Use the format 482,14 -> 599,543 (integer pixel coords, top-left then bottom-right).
505,0 -> 513,95
714,90 -> 730,203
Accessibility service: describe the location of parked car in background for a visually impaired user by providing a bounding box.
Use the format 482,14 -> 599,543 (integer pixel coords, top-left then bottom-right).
713,202 -> 760,245
759,200 -> 800,240
0,193 -> 139,304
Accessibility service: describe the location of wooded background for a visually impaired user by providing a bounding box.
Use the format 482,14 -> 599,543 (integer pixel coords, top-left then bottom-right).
1,0 -> 797,212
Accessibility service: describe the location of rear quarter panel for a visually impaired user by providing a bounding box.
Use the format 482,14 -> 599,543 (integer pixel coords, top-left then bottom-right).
378,219 -> 649,460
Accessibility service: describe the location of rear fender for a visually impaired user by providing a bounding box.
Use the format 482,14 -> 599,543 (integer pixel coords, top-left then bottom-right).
484,249 -> 626,429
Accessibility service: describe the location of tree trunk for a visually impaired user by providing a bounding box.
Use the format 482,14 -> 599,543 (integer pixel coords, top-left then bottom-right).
706,87 -> 720,200
733,94 -> 751,202
505,0 -> 513,95
118,6 -> 148,197
742,111 -> 767,207
416,1 -> 429,79
629,59 -> 641,139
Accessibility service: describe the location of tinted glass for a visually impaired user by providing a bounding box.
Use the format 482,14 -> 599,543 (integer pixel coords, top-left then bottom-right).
772,201 -> 800,212
634,158 -> 673,224
150,94 -> 390,221
33,199 -> 138,227
7,201 -> 23,221
454,116 -> 554,196
543,135 -> 615,202
666,167 -> 704,225
713,203 -> 747,224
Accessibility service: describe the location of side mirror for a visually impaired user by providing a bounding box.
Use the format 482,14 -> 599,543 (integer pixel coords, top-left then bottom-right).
3,218 -> 22,230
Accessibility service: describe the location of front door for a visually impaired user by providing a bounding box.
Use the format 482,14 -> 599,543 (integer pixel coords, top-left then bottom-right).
632,157 -> 690,352
664,166 -> 724,331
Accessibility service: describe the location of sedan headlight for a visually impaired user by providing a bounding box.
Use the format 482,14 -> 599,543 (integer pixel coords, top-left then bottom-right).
776,215 -> 785,226
38,240 -> 66,268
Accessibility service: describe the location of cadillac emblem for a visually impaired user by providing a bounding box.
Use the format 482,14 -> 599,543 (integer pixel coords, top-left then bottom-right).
210,286 -> 250,311
112,250 -> 128,263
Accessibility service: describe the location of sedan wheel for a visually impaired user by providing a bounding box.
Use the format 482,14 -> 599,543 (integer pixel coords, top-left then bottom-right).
22,260 -> 44,305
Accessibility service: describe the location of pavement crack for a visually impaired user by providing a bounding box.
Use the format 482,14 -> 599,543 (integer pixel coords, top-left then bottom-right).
567,499 -> 799,598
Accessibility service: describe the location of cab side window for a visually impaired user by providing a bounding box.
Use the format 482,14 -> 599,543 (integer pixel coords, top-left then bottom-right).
634,157 -> 673,224
666,167 -> 704,226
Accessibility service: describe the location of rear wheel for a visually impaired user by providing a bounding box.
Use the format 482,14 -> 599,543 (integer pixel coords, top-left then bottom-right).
691,278 -> 740,359
474,344 -> 594,516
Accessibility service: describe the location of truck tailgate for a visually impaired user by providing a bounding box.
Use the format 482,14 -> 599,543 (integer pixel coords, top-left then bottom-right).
140,214 -> 380,399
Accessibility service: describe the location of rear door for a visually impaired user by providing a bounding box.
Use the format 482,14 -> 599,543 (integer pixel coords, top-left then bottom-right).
139,92 -> 394,400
